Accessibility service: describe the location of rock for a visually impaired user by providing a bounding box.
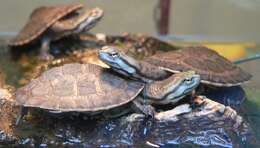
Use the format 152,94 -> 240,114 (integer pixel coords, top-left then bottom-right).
0,87 -> 17,145
0,92 -> 257,147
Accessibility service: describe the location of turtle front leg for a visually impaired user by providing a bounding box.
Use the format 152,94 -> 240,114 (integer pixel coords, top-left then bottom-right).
132,99 -> 156,118
39,37 -> 54,60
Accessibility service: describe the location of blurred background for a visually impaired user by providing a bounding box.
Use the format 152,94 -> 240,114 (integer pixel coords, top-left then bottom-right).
1,0 -> 260,42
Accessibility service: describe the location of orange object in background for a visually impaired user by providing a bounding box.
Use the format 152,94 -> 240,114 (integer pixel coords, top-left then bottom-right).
202,43 -> 255,61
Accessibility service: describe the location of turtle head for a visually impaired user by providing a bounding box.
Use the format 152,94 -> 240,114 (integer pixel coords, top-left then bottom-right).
75,7 -> 104,32
164,71 -> 200,103
99,46 -> 140,77
146,71 -> 201,104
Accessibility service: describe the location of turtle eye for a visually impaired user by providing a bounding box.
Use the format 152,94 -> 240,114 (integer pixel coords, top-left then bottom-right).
111,52 -> 119,58
185,78 -> 193,84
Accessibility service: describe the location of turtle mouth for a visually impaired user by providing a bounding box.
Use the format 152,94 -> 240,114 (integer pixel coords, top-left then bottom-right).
182,87 -> 196,97
75,8 -> 104,32
98,47 -> 119,66
184,76 -> 200,93
99,50 -> 136,77
99,51 -> 117,66
82,8 -> 104,30
167,75 -> 200,102
180,76 -> 200,97
164,87 -> 195,104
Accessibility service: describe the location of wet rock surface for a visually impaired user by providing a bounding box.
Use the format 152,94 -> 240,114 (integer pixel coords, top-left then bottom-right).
0,94 -> 257,147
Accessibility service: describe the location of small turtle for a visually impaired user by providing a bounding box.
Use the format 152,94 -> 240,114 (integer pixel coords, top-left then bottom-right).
98,46 -> 253,109
144,46 -> 252,87
15,63 -> 200,123
98,46 -> 251,87
9,3 -> 104,60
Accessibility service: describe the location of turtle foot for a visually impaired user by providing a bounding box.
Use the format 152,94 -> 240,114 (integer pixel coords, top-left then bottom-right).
143,105 -> 155,118
155,104 -> 192,121
132,100 -> 155,118
141,105 -> 156,118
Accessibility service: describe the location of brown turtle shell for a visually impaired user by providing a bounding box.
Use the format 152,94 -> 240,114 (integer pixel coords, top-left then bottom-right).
9,3 -> 84,46
16,63 -> 144,112
144,46 -> 252,87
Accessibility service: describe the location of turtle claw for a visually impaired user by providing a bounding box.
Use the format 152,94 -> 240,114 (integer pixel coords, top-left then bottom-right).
132,101 -> 155,118
142,105 -> 155,118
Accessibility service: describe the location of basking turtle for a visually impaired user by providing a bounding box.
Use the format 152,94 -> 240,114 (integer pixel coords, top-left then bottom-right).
9,3 -> 104,60
98,46 -> 251,87
144,46 -> 252,87
98,46 -> 253,109
15,63 -> 200,123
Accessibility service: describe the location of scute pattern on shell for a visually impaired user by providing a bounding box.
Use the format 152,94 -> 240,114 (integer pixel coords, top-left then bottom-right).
9,3 -> 84,46
144,46 -> 252,86
15,63 -> 144,112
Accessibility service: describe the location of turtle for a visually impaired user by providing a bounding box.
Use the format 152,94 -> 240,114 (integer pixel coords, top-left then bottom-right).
8,3 -> 104,60
98,46 -> 251,87
98,46 -> 252,107
104,33 -> 178,57
144,46 -> 252,87
15,63 -> 200,124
